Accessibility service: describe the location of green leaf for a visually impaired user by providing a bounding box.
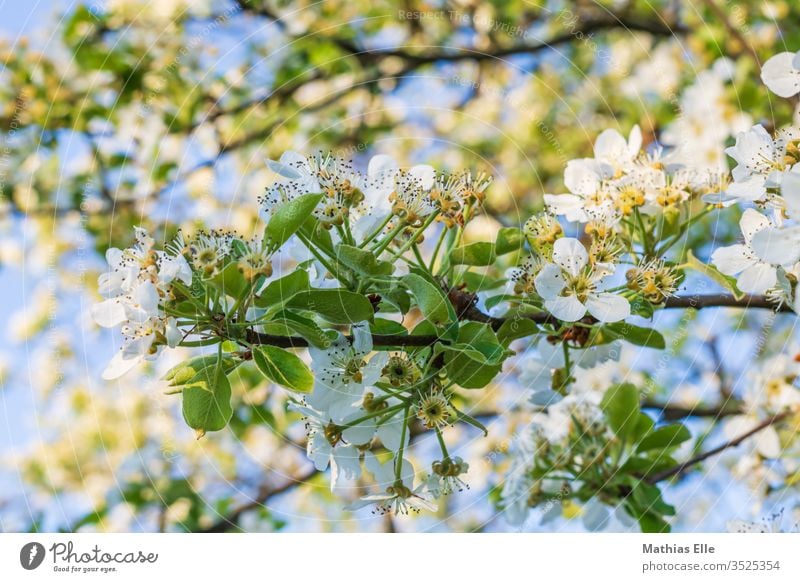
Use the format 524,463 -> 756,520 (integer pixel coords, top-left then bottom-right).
629,296 -> 655,318
685,249 -> 744,300
370,280 -> 411,314
181,363 -> 233,436
462,271 -> 506,293
265,193 -> 323,248
483,293 -> 519,310
620,455 -> 677,476
439,322 -> 507,388
496,318 -> 539,345
631,481 -> 676,516
370,318 -> 409,337
334,243 -> 393,276
637,424 -> 691,452
299,215 -> 335,254
449,242 -> 496,266
635,510 -> 671,533
163,356 -> 236,387
632,413 -> 655,442
260,310 -> 334,348
450,402 -> 489,436
401,273 -> 452,326
213,261 -> 248,299
255,269 -> 310,308
286,289 -> 374,324
495,227 -> 524,255
601,383 -> 640,441
593,322 -> 666,349
457,322 -> 506,363
253,345 -> 314,393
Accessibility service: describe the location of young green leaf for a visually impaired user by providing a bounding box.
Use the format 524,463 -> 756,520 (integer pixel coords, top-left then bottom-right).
255,269 -> 310,309
401,273 -> 452,326
164,355 -> 236,387
265,193 -> 323,248
334,243 -> 393,276
495,227 -> 524,255
496,318 -> 539,345
593,322 -> 666,349
181,363 -> 233,437
253,345 -> 314,393
601,383 -> 641,441
286,289 -> 374,324
449,241 -> 496,266
637,424 -> 691,453
260,310 -> 334,348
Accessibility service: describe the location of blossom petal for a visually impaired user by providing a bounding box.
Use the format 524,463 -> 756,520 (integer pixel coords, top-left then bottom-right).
726,175 -> 766,201
781,170 -> 800,220
545,295 -> 586,322
534,263 -> 566,299
594,128 -> 628,162
91,299 -> 127,328
101,351 -> 141,380
552,238 -> 588,276
751,226 -> 800,265
408,164 -> 435,189
755,426 -> 781,458
543,193 -> 586,222
736,263 -> 777,294
739,208 -> 770,242
377,413 -> 408,451
761,52 -> 800,98
342,420 -> 375,446
585,293 -> 630,323
564,159 -> 602,196
711,244 -> 753,275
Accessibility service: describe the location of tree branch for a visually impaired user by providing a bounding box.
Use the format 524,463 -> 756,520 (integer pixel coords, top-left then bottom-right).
200,466 -> 317,533
243,293 -> 790,349
646,411 -> 791,484
642,399 -> 742,421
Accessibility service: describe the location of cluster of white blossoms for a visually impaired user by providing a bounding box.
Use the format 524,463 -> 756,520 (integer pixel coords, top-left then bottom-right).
543,123 -> 726,226
708,88 -> 800,307
260,150 -> 490,242
503,340 -> 650,529
91,228 -> 192,380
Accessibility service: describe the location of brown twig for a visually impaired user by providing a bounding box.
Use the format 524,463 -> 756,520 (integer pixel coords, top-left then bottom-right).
646,411 -> 791,484
244,293 -> 790,349
200,466 -> 318,533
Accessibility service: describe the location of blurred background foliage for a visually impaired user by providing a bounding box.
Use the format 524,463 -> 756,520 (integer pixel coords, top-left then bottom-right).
1,0 -> 800,532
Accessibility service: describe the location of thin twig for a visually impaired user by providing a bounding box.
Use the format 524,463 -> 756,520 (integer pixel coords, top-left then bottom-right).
244,292 -> 791,348
647,411 -> 791,484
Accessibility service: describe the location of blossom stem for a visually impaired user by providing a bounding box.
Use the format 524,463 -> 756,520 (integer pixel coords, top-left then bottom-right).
435,426 -> 450,461
370,219 -> 407,257
340,403 -> 406,429
634,209 -> 651,257
562,341 -> 572,386
359,214 -> 394,248
428,223 -> 448,271
389,212 -> 439,261
394,407 -> 411,481
411,244 -> 427,270
295,231 -> 351,287
657,205 -> 714,256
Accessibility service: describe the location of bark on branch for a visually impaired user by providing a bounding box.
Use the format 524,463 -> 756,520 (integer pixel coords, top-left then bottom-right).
646,411 -> 791,484
244,293 -> 789,348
